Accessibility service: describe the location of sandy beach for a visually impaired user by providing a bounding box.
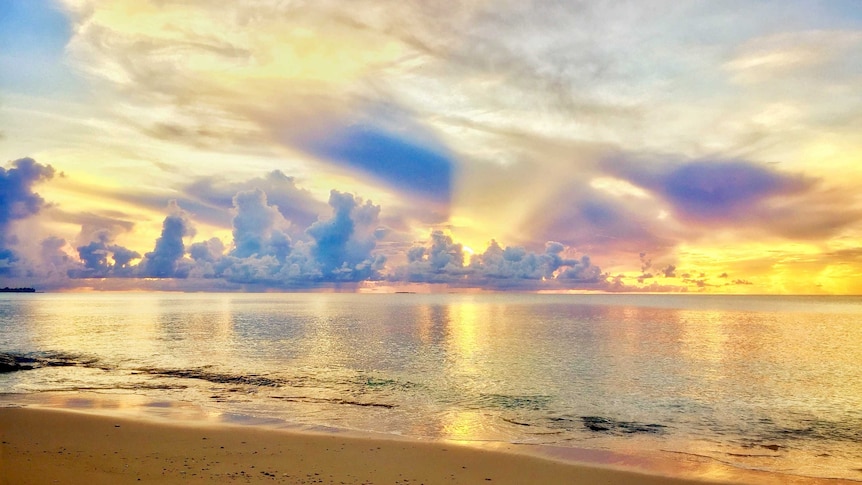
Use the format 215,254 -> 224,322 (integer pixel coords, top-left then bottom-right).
0,405 -> 854,485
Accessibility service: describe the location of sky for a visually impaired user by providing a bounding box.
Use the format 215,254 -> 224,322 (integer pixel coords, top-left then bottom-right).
1,0 -> 862,293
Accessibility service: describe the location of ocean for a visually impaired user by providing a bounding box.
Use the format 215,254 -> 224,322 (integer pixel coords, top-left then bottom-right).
1,292 -> 861,481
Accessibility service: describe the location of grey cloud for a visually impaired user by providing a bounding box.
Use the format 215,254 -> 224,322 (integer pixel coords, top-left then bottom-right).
182,171 -> 326,234
0,158 -> 55,229
189,237 -> 225,263
307,190 -> 383,279
532,186 -> 677,260
230,189 -> 290,259
0,158 -> 55,274
194,188 -> 386,287
392,231 -> 607,289
139,201 -> 195,278
69,230 -> 141,279
61,210 -> 140,279
396,230 -> 469,283
607,156 -> 862,239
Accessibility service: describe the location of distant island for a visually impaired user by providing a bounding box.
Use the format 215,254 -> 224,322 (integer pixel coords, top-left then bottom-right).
0,287 -> 36,293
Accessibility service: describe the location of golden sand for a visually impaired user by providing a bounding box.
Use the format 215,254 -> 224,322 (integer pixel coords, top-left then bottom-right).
0,407 -> 853,485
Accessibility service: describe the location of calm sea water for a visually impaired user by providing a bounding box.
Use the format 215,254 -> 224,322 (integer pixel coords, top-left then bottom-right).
2,292 -> 861,480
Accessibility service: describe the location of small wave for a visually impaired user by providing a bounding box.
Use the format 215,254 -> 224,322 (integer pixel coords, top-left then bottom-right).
270,395 -> 396,409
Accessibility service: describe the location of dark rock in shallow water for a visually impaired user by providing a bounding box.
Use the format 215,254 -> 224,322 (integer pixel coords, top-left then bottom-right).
581,416 -> 614,432
0,352 -> 99,373
0,354 -> 39,373
580,416 -> 668,435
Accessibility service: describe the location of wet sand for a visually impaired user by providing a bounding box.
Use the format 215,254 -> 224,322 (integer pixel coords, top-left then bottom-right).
0,406 -> 855,485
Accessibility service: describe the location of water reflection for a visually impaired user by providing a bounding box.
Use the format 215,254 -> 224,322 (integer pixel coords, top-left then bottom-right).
3,293 -> 862,480
445,299 -> 481,379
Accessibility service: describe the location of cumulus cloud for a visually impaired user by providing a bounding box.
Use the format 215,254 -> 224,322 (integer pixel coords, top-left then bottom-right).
0,158 -> 55,274
68,230 -> 141,279
307,190 -> 385,280
181,171 -> 326,234
230,189 -> 290,259
394,230 -> 469,283
186,188 -> 387,287
391,230 -> 606,289
139,201 -> 195,278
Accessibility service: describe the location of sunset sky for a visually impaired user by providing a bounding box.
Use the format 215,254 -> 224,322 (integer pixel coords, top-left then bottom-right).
2,0 -> 861,293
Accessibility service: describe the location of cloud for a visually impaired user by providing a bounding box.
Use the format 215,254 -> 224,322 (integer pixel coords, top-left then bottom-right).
474,239 -> 602,284
605,157 -> 862,240
139,201 -> 195,278
302,123 -> 455,204
68,230 -> 140,279
0,158 -> 55,274
189,188 -> 386,287
0,158 -> 55,231
181,171 -> 326,234
526,182 -> 677,260
306,190 -> 385,280
391,230 -> 607,289
230,189 -> 290,259
625,159 -> 810,222
394,230 -> 469,283
725,31 -> 862,85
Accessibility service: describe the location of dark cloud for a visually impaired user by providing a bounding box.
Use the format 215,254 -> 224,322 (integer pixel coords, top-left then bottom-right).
630,159 -> 810,222
40,236 -> 70,269
0,158 -> 55,274
0,158 -> 55,231
304,124 -> 454,204
476,239 -> 603,284
69,230 -> 141,278
607,158 -> 809,223
139,201 -> 194,278
307,190 -> 384,280
606,157 -> 862,240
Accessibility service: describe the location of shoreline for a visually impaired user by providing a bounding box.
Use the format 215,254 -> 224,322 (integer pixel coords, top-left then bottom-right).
2,394 -> 859,485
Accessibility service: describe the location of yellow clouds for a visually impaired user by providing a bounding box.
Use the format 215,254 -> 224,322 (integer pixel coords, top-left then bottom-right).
666,239 -> 862,295
725,31 -> 862,84
64,0 -> 408,95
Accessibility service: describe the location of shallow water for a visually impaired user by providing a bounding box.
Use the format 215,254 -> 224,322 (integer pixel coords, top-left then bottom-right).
2,292 -> 861,481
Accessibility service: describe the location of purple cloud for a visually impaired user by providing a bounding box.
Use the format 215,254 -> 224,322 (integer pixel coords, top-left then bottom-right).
0,158 -> 55,274
139,201 -> 194,278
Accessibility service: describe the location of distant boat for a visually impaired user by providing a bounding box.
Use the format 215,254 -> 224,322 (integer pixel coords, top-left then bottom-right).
0,287 -> 36,293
